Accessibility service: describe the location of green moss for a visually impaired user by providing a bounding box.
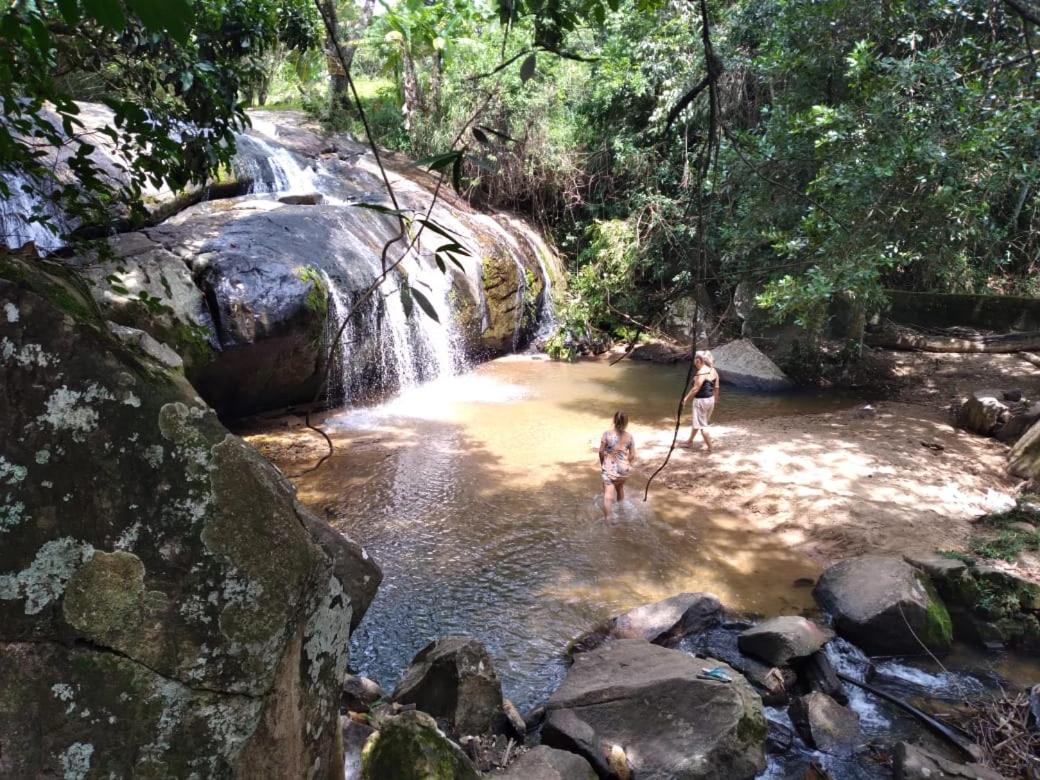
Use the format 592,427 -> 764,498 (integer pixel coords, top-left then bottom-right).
923,598 -> 953,649
62,551 -> 146,644
735,711 -> 768,746
361,711 -> 478,780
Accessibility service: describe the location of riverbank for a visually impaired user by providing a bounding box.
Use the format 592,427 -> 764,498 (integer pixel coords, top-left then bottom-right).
637,349 -> 1040,580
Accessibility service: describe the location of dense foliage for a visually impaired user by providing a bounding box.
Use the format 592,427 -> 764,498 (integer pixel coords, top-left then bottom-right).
0,0 -> 319,239
2,0 -> 1038,351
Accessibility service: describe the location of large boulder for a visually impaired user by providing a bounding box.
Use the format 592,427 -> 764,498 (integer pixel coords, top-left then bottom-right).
892,742 -> 1005,780
738,616 -> 835,667
570,592 -> 723,656
712,339 -> 794,391
542,639 -> 767,780
0,256 -> 363,777
299,511 -> 381,632
361,710 -> 479,780
813,556 -> 953,655
995,400 -> 1040,443
1010,419 -> 1040,481
492,745 -> 597,780
787,692 -> 860,757
955,390 -> 1010,436
392,636 -> 505,737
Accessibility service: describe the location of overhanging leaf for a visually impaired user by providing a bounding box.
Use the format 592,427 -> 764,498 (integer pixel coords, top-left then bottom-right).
520,53 -> 537,82
410,286 -> 440,323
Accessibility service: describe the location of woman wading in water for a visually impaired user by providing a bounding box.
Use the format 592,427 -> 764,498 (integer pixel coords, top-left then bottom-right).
682,350 -> 719,451
599,410 -> 636,521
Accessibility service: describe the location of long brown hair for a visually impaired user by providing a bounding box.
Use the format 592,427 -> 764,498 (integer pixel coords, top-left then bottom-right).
613,410 -> 629,431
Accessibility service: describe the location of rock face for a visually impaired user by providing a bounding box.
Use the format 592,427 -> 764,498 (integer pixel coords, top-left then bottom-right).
392,636 -> 505,737
492,745 -> 597,780
72,111 -> 561,418
738,616 -> 835,667
814,555 -> 953,655
955,390 -> 1010,436
361,710 -> 479,780
712,338 -> 794,391
1010,419 -> 1040,481
542,639 -> 767,780
892,742 -> 1005,780
0,256 -> 374,777
788,692 -> 860,756
570,592 -> 723,655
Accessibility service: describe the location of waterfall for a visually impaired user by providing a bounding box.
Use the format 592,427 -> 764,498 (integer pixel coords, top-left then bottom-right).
235,134 -> 319,196
0,174 -> 66,252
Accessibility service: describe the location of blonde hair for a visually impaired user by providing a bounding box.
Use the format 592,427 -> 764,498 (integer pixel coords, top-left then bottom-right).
694,350 -> 714,368
613,410 -> 629,431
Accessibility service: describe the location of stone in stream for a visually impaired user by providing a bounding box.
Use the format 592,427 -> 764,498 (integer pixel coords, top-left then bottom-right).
798,649 -> 848,706
360,709 -> 479,780
892,742 -> 1005,780
343,674 -> 386,714
813,555 -> 953,655
711,338 -> 795,391
392,636 -> 506,737
0,255 -> 362,777
541,639 -> 767,780
787,692 -> 861,757
569,592 -> 723,656
491,745 -> 597,779
738,615 -> 835,667
683,624 -> 797,706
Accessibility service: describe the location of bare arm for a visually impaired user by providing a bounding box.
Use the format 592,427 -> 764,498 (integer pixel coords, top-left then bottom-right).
682,373 -> 705,405
627,435 -> 637,465
598,433 -> 607,465
713,369 -> 720,400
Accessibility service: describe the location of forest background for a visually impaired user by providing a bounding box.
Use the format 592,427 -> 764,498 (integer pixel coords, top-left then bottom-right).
2,0 -> 1039,365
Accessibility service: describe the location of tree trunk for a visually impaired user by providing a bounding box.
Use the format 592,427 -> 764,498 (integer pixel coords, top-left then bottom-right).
323,0 -> 377,112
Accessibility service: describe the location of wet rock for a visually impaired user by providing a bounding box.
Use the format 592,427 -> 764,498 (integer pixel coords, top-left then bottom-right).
712,338 -> 795,391
892,741 -> 1005,780
0,256 -> 353,777
799,649 -> 848,706
765,718 -> 795,754
570,592 -> 723,655
522,705 -> 546,731
491,745 -> 597,779
278,193 -> 323,205
788,692 -> 860,757
342,716 -> 376,779
542,639 -> 767,780
683,625 -> 796,706
343,675 -> 385,714
299,511 -> 381,632
392,636 -> 505,737
361,710 -> 479,780
738,616 -> 835,667
813,555 -> 953,655
1010,419 -> 1040,481
955,390 -> 1010,436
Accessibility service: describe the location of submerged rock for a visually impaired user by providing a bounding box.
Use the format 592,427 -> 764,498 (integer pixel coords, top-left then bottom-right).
813,555 -> 953,655
542,639 -> 767,780
0,256 -> 359,777
738,616 -> 835,667
892,742 -> 1005,780
712,338 -> 795,391
392,636 -> 505,738
491,745 -> 597,779
361,710 -> 479,780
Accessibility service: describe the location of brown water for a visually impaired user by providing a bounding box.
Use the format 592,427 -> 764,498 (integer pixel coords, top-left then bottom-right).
277,355 -> 873,708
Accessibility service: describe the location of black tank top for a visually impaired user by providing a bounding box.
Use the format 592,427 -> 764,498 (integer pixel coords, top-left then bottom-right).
695,370 -> 716,398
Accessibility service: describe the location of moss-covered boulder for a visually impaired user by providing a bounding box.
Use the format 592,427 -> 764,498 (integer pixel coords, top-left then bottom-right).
0,255 -> 376,777
814,555 -> 953,655
361,710 -> 479,780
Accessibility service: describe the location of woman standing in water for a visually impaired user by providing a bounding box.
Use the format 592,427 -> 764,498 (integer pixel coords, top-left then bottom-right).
599,410 -> 636,520
682,350 -> 719,451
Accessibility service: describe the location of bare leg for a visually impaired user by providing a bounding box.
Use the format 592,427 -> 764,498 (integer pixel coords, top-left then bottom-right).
687,428 -> 700,447
702,428 -> 713,452
602,483 -> 615,520
615,480 -> 625,503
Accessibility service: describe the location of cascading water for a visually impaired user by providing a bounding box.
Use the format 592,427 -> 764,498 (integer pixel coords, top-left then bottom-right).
0,175 -> 67,252
235,133 -> 319,196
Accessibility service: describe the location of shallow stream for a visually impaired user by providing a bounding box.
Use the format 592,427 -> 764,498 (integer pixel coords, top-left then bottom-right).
286,356 -> 868,707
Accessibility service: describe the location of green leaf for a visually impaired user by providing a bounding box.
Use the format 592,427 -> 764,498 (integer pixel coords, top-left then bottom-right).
475,125 -> 516,143
82,0 -> 126,29
353,202 -> 412,218
126,0 -> 191,43
471,127 -> 491,145
451,152 -> 463,193
520,53 -> 537,82
412,150 -> 461,172
415,218 -> 461,242
56,0 -> 81,25
410,286 -> 440,323
400,284 -> 414,318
